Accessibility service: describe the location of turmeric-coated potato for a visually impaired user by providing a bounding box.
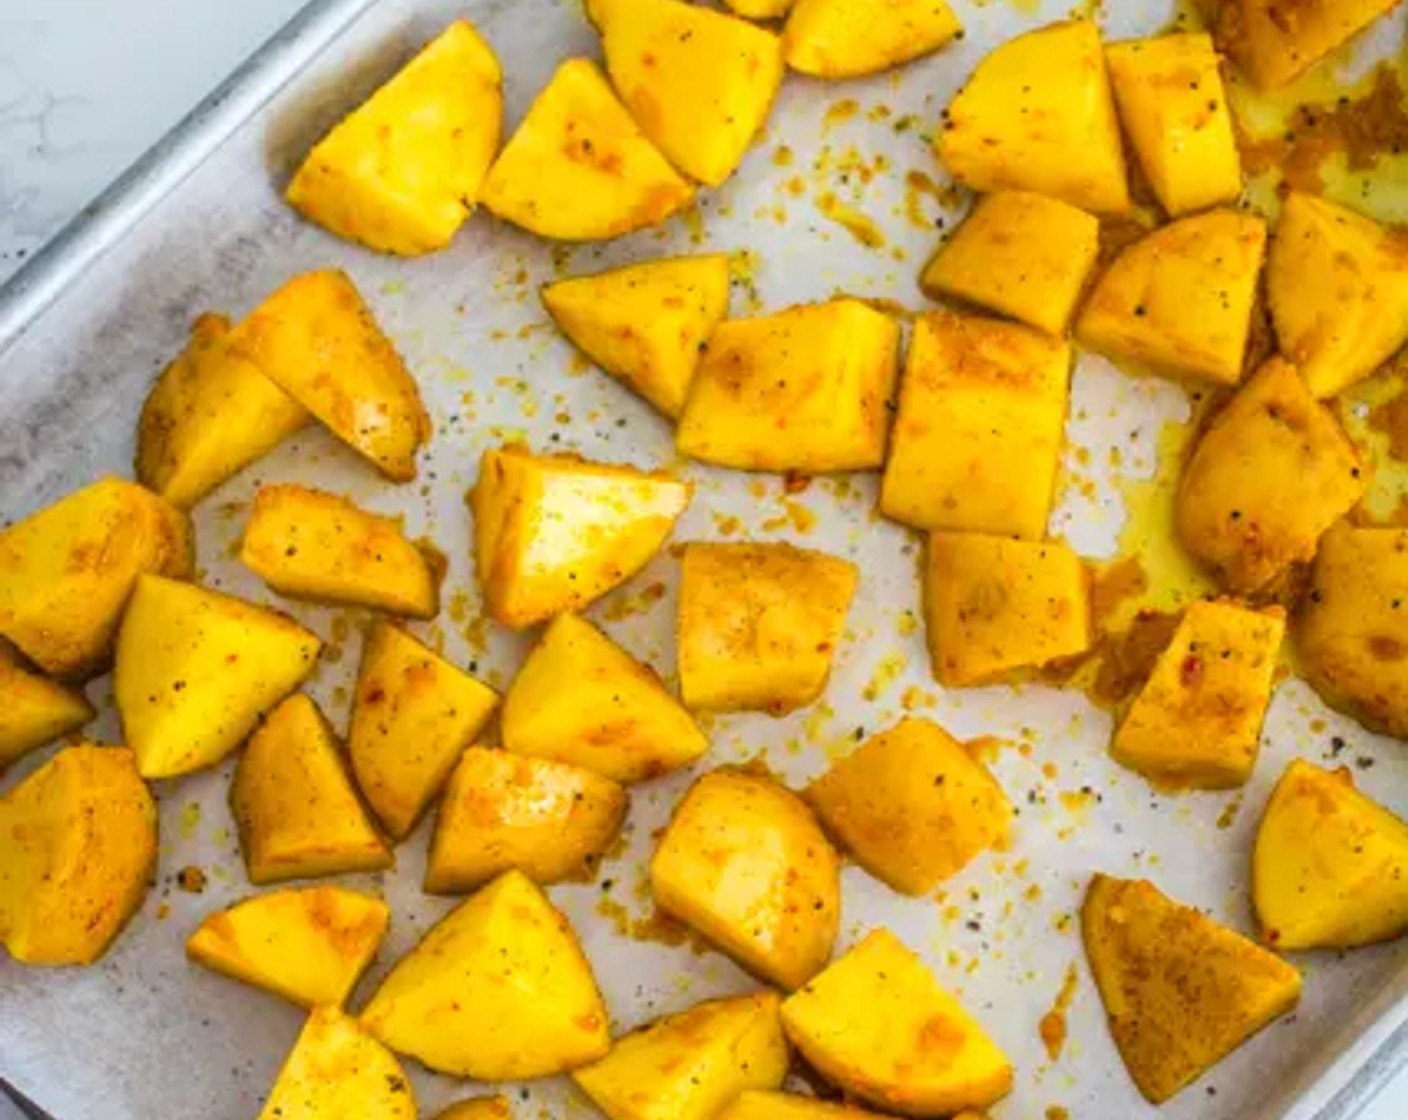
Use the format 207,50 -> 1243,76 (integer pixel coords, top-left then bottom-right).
186,886 -> 390,1007
1082,874 -> 1302,1103
1077,208 -> 1266,385
783,0 -> 963,79
115,575 -> 321,779
481,59 -> 694,240
0,477 -> 191,679
780,929 -> 1013,1116
1207,0 -> 1400,89
258,1007 -> 415,1120
678,541 -> 857,715
880,312 -> 1071,539
720,1092 -> 894,1120
676,300 -> 901,473
572,993 -> 790,1120
286,20 -> 502,256
137,312 -> 309,509
651,768 -> 839,989
360,869 -> 610,1078
1176,358 -> 1366,593
726,0 -> 795,15
434,1099 -> 512,1120
0,644 -> 94,766
501,613 -> 708,783
229,269 -> 430,481
938,20 -> 1128,214
471,445 -> 692,628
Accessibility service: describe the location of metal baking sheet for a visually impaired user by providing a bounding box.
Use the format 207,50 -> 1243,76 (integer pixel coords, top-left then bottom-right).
3,1 -> 1408,1118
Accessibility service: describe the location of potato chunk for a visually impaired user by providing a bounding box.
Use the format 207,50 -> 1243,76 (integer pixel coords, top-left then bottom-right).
1111,600 -> 1285,789
115,575 -> 321,779
1176,358 -> 1366,593
229,269 -> 429,481
678,541 -> 857,715
880,312 -> 1070,538
1077,208 -> 1266,385
349,621 -> 498,839
1208,0 -> 1400,89
286,21 -> 502,256
783,0 -> 962,78
542,254 -> 731,418
676,300 -> 901,473
360,869 -> 610,1078
720,1092 -> 893,1120
1268,192 -> 1408,399
726,0 -> 795,16
0,645 -> 93,766
481,59 -> 693,240
573,993 -> 790,1120
924,532 -> 1091,687
258,1007 -> 415,1120
501,613 -> 708,783
434,1100 -> 511,1120
186,886 -> 390,1007
938,20 -> 1128,214
137,313 -> 309,509
231,694 -> 392,885
919,191 -> 1100,336
1106,33 -> 1242,217
1082,874 -> 1302,1103
781,929 -> 1013,1116
471,445 -> 691,628
0,477 -> 191,678
651,768 -> 839,989
807,718 -> 1011,896
0,745 -> 156,966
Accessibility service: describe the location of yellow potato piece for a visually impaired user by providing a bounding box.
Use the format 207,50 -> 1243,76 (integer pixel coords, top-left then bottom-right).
1207,0 -> 1400,89
678,541 -> 857,715
0,644 -> 93,767
880,311 -> 1071,539
360,869 -> 610,1078
781,929 -> 1013,1116
186,885 -> 390,1007
286,20 -> 503,256
231,694 -> 393,885
783,0 -> 962,78
470,445 -> 692,628
136,313 -> 309,509
1082,874 -> 1302,1103
481,58 -> 694,240
115,575 -> 321,779
1176,358 -> 1366,594
807,717 -> 1011,896
1077,208 -> 1267,385
434,1098 -> 513,1120
542,254 -> 731,418
719,1091 -> 894,1120
258,1007 -> 415,1120
501,612 -> 708,783
229,269 -> 430,481
651,768 -> 839,989
938,19 -> 1128,214
726,0 -> 796,16
677,299 -> 900,473
349,621 -> 498,840
0,477 -> 191,679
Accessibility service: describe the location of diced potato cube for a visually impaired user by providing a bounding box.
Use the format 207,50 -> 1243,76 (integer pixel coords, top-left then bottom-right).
807,717 -> 1011,896
360,870 -> 610,1078
115,575 -> 321,779
938,20 -> 1129,214
231,694 -> 392,885
434,1099 -> 512,1120
0,644 -> 93,767
186,886 -> 390,1007
481,59 -> 693,240
471,445 -> 691,628
1208,0 -> 1401,89
719,1091 -> 894,1120
780,929 -> 1013,1116
0,745 -> 156,966
258,1007 -> 415,1120
1077,208 -> 1267,385
0,477 -> 191,679
542,254 -> 731,418
1176,358 -> 1366,593
651,768 -> 839,989
880,312 -> 1071,538
501,613 -> 708,783
1082,874 -> 1302,1103
924,532 -> 1091,687
286,21 -> 502,256
919,191 -> 1100,336
572,993 -> 790,1120
678,541 -> 857,715
676,300 -> 901,473
783,0 -> 963,78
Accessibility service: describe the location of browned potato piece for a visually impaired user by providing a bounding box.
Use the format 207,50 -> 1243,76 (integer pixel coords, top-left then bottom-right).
1207,0 -> 1401,89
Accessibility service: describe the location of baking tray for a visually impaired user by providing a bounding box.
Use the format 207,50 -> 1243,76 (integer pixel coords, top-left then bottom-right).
3,1 -> 1408,1118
